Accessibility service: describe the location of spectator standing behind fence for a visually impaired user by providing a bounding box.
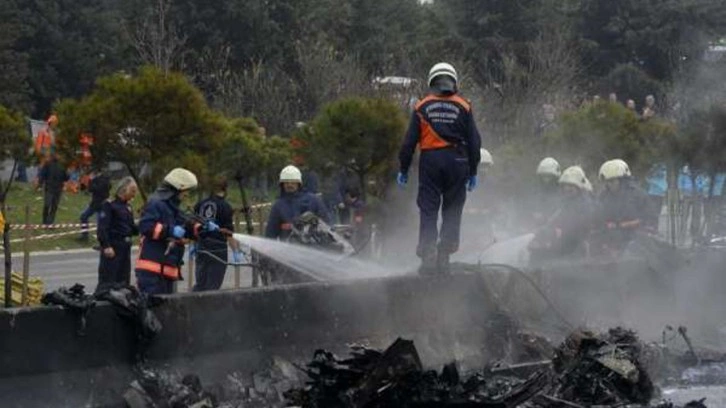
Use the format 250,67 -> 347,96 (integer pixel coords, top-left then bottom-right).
79,168 -> 111,241
36,155 -> 68,225
95,177 -> 138,293
642,95 -> 656,120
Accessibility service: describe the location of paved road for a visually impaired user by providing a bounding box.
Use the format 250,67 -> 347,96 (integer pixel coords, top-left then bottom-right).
1,248 -> 255,293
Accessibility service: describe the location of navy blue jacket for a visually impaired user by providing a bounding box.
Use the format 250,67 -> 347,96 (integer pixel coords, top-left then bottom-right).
136,195 -> 199,280
265,190 -> 331,239
97,198 -> 138,249
88,174 -> 111,208
399,93 -> 482,177
194,194 -> 234,253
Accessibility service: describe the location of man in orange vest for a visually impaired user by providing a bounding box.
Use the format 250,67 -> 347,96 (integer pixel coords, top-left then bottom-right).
397,62 -> 482,275
35,114 -> 58,162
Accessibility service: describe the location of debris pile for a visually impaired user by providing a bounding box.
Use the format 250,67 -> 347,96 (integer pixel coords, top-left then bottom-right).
549,327 -> 655,405
96,284 -> 163,361
41,283 -> 95,335
216,357 -> 304,407
284,337 -> 547,407
116,328 -> 720,407
42,284 -> 162,360
123,368 -> 215,408
285,330 -> 711,408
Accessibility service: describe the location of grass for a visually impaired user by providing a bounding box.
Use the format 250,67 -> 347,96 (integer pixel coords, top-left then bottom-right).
2,182 -> 273,253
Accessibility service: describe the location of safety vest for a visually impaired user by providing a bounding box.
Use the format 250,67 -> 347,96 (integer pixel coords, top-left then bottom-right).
135,199 -> 201,281
35,127 -> 55,159
414,94 -> 472,151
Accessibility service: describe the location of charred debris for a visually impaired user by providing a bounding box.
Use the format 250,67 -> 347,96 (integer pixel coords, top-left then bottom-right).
124,327 -> 724,408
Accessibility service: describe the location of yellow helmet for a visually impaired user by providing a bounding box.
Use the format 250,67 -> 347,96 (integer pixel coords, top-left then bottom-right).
599,159 -> 631,181
559,166 -> 592,192
163,168 -> 198,191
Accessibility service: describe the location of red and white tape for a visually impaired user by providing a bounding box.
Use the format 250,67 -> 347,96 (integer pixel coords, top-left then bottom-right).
10,223 -> 97,230
6,227 -> 98,244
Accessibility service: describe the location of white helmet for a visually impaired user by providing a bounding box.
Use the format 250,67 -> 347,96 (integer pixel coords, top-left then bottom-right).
559,166 -> 592,192
279,165 -> 302,184
428,62 -> 458,88
480,148 -> 493,166
599,159 -> 631,181
164,168 -> 198,191
536,157 -> 561,177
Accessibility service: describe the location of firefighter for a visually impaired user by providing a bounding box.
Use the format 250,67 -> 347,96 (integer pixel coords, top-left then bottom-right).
265,165 -> 331,240
531,157 -> 562,227
96,177 -> 138,293
529,166 -> 595,262
398,62 -> 482,275
79,168 -> 111,241
595,159 -> 650,254
135,168 -> 218,295
192,176 -> 241,292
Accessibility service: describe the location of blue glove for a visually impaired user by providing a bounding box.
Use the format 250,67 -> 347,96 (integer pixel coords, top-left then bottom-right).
396,172 -> 408,187
466,175 -> 478,192
205,221 -> 220,232
232,250 -> 244,264
172,225 -> 186,239
189,243 -> 197,257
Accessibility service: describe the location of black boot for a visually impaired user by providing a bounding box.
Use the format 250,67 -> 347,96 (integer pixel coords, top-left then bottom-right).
418,252 -> 438,276
436,251 -> 450,275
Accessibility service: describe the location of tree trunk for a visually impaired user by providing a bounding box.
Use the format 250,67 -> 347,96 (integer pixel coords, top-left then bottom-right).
0,159 -> 18,203
3,219 -> 10,308
235,177 -> 255,235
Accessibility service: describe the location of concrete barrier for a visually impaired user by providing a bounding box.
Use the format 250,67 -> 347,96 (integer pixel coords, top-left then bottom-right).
1,248 -> 717,408
0,274 -> 500,407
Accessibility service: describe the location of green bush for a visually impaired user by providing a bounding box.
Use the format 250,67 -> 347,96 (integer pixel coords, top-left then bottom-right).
299,97 -> 407,198
544,101 -> 676,177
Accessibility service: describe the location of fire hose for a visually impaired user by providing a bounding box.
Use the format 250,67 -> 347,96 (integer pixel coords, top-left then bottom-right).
457,262 -> 575,330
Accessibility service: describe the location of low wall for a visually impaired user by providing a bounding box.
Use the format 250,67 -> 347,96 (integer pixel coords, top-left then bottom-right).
0,274 -> 499,407
3,248 -> 719,408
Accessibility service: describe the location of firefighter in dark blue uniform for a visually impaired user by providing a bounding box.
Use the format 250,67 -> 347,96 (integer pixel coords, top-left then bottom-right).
135,168 -> 218,295
594,159 -> 650,256
95,177 -> 138,293
265,165 -> 331,240
529,166 -> 596,262
192,176 -> 240,291
398,62 -> 482,274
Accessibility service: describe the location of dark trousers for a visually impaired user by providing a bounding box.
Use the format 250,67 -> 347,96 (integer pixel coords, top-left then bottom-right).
79,203 -> 100,239
96,241 -> 131,293
193,252 -> 227,291
42,189 -> 62,225
135,269 -> 174,295
417,148 -> 469,259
